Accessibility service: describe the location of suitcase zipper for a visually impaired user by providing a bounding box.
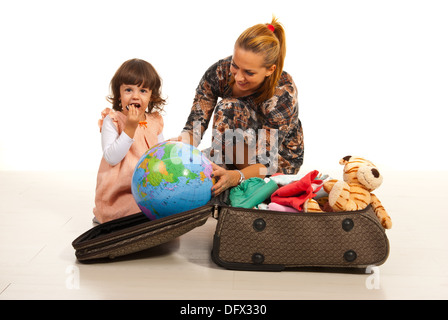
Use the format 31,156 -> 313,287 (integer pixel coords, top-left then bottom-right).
212,204 -> 219,219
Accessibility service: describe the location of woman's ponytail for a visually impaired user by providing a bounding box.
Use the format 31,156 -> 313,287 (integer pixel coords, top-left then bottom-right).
266,16 -> 286,104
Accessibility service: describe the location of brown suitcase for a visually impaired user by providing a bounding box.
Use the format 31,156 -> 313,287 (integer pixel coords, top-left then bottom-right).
73,204 -> 389,272
211,205 -> 389,272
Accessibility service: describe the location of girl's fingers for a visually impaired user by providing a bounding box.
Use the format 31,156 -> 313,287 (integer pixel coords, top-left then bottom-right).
127,104 -> 141,117
127,104 -> 138,110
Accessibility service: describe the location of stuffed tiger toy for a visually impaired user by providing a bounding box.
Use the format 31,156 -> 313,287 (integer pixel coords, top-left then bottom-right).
305,156 -> 392,229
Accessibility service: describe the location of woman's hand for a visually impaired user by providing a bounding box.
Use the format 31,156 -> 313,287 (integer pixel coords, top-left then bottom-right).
167,132 -> 195,145
167,135 -> 184,142
210,162 -> 240,197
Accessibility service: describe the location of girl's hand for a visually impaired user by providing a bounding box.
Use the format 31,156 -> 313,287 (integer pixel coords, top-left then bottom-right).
123,104 -> 145,138
125,104 -> 143,127
210,162 -> 240,197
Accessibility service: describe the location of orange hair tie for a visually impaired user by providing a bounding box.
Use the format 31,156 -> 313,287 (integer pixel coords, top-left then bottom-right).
267,24 -> 275,32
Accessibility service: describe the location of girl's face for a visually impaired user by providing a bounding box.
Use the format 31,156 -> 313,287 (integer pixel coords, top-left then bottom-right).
230,46 -> 276,96
119,83 -> 152,113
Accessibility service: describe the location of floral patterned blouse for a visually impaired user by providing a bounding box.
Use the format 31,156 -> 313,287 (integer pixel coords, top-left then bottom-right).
182,56 -> 304,175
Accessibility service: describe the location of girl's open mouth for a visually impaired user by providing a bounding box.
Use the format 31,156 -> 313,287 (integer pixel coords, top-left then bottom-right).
126,103 -> 141,110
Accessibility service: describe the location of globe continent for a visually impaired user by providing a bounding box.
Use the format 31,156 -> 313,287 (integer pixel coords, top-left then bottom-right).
131,141 -> 214,220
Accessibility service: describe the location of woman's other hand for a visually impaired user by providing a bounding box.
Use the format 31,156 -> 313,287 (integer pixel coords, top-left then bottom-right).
210,162 -> 240,197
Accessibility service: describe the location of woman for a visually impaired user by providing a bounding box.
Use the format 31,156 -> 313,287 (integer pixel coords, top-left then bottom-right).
178,17 -> 304,197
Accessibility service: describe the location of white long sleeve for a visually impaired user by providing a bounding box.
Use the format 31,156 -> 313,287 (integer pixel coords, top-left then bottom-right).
101,115 -> 165,166
101,116 -> 134,166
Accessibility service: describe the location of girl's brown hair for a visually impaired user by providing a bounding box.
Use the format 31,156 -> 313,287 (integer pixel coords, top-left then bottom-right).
233,16 -> 286,105
107,58 -> 166,113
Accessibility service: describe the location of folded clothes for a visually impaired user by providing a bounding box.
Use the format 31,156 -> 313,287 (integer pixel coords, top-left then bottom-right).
269,172 -> 305,186
270,171 -> 330,186
230,177 -> 279,209
268,202 -> 301,213
270,170 -> 324,211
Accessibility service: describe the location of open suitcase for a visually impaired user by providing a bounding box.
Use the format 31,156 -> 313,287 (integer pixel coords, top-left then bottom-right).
72,203 -> 389,272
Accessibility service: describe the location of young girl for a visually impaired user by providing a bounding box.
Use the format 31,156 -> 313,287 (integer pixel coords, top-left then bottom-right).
93,58 -> 166,223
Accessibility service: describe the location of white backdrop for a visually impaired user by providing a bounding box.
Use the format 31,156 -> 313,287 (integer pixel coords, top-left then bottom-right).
1,0 -> 447,172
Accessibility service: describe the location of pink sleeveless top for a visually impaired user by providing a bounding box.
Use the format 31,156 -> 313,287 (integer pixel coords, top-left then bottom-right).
93,108 -> 163,223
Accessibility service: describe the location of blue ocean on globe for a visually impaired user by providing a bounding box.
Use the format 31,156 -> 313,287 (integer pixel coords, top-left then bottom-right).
131,141 -> 215,220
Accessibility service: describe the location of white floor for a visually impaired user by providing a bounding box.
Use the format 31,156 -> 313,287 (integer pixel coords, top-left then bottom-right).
0,170 -> 447,300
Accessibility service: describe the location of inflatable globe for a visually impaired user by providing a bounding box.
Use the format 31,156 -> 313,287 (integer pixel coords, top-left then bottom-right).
131,141 -> 215,220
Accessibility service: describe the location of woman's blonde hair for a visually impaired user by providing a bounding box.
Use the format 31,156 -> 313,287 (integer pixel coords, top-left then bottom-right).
233,16 -> 286,104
